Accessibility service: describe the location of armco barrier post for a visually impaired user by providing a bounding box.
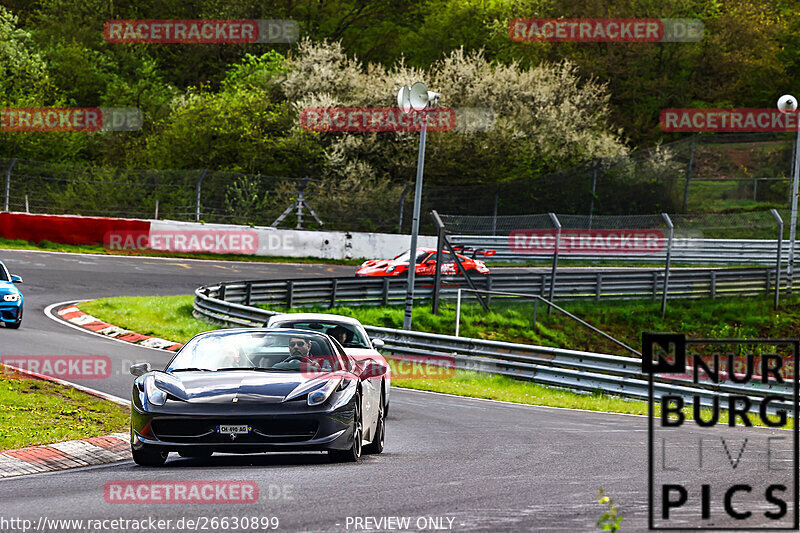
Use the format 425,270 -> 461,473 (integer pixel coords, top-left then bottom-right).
4,158 -> 17,212
195,169 -> 208,222
771,208 -> 783,309
547,213 -> 561,315
431,210 -> 445,314
455,289 -> 462,336
661,213 -> 674,317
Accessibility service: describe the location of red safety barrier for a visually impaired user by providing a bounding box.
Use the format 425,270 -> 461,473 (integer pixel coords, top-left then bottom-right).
0,213 -> 150,246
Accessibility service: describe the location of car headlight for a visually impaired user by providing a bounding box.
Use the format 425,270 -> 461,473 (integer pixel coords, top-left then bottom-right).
308,378 -> 342,406
385,266 -> 396,273
2,294 -> 19,302
144,375 -> 167,406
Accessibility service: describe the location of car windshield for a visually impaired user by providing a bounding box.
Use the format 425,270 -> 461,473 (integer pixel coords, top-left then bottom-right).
271,321 -> 370,348
167,331 -> 347,373
0,264 -> 7,282
393,249 -> 429,264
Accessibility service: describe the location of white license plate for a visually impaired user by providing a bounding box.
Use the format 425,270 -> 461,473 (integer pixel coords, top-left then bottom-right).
216,425 -> 250,435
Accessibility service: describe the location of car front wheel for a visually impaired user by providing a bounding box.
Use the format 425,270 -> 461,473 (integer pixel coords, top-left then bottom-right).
131,445 -> 168,466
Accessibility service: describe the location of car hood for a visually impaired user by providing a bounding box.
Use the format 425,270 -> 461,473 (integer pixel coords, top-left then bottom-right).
366,259 -> 398,266
357,259 -> 407,271
0,281 -> 20,294
155,370 -> 333,404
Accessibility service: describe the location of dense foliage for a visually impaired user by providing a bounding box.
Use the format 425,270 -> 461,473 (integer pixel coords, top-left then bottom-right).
1,0 -> 797,219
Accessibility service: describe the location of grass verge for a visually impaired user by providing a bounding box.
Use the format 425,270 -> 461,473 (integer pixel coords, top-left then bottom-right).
0,373 -> 129,451
79,295 -> 217,343
395,370 -> 791,429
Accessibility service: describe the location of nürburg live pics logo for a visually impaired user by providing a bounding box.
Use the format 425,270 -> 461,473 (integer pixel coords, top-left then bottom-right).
644,332 -> 799,530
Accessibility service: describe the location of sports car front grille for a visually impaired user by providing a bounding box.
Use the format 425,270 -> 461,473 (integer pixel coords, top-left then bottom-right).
151,418 -> 319,443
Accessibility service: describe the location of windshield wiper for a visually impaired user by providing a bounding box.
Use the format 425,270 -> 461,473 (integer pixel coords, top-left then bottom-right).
170,368 -> 212,372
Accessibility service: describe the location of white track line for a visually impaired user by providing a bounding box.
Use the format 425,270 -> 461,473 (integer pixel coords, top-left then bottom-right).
2,246 -> 343,267
397,387 -> 793,431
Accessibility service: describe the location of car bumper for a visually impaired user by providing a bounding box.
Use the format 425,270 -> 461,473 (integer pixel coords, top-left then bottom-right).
131,400 -> 357,454
0,302 -> 21,323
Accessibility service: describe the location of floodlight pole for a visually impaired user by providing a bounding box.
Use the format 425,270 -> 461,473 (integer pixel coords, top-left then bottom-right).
788,113 -> 800,295
402,113 -> 428,330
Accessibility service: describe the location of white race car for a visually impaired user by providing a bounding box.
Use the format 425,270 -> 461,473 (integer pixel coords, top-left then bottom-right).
265,313 -> 391,416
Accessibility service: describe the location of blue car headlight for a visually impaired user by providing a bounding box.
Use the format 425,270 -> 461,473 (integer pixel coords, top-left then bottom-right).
2,294 -> 20,302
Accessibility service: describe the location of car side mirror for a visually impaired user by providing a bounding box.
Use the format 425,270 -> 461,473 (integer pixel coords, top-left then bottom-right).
11,275 -> 22,284
360,360 -> 387,379
371,338 -> 385,349
130,362 -> 151,377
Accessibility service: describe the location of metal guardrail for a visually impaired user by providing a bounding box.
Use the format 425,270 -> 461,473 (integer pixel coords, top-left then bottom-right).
454,235 -> 791,265
193,276 -> 795,409
193,267 -> 797,311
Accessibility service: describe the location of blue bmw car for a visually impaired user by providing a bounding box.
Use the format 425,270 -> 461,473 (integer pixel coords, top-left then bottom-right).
0,261 -> 23,329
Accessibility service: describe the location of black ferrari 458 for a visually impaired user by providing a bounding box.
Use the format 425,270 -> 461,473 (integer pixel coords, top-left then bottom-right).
129,328 -> 388,466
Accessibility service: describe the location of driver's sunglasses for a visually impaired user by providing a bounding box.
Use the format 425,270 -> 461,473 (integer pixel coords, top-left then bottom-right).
288,341 -> 307,347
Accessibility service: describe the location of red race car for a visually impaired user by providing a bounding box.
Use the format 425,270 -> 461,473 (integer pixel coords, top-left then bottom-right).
356,247 -> 495,277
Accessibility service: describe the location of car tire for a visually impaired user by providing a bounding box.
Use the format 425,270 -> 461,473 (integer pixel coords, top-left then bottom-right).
363,392 -> 385,455
6,307 -> 22,329
329,398 -> 362,463
131,445 -> 168,466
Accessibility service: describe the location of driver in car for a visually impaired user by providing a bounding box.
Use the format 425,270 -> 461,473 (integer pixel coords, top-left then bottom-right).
273,337 -> 321,371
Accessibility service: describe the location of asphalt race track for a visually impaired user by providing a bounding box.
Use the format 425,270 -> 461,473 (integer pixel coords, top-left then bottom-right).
0,249 -> 792,532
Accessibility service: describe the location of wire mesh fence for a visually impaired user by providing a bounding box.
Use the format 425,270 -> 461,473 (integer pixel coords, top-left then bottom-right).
1,132 -> 798,234
440,210 -> 784,239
